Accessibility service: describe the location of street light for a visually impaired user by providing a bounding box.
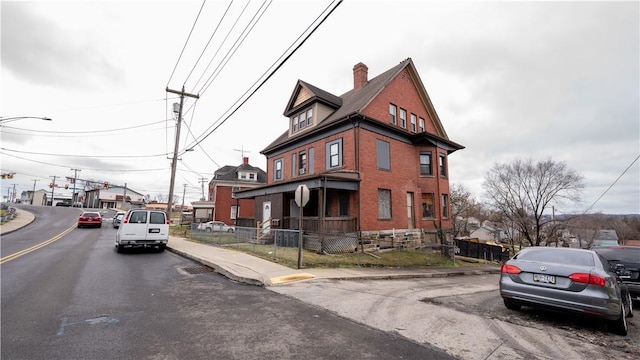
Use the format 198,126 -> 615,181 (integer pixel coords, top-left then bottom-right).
0,116 -> 52,124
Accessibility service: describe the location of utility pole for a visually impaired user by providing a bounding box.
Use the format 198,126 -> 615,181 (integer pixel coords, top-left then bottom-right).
165,86 -> 199,216
70,168 -> 81,204
30,179 -> 39,205
198,177 -> 208,201
122,183 -> 128,209
180,184 -> 187,224
49,175 -> 58,206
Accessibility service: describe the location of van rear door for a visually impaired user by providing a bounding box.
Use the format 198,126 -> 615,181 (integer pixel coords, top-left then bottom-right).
122,210 -> 149,240
146,211 -> 168,241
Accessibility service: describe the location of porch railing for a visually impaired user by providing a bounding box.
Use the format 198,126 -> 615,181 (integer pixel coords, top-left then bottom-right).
282,216 -> 357,233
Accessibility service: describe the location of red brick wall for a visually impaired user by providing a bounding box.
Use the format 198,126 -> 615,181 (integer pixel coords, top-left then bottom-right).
214,185 -> 256,225
361,68 -> 441,136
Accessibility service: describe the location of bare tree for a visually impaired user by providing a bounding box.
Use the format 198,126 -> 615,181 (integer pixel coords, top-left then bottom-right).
450,183 -> 480,238
483,158 -> 585,246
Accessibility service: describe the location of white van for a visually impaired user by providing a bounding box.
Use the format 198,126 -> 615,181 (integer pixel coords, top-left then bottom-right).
115,209 -> 169,253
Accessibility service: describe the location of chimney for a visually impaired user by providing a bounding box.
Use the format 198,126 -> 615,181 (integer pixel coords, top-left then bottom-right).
353,62 -> 368,91
243,156 -> 249,165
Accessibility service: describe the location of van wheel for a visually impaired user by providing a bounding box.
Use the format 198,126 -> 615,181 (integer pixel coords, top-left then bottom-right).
158,245 -> 166,252
116,244 -> 124,253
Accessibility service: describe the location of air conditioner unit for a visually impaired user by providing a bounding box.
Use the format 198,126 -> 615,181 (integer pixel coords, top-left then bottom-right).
299,168 -> 305,175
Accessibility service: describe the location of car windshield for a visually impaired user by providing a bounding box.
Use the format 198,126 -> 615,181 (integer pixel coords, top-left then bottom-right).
516,248 -> 595,267
83,212 -> 100,217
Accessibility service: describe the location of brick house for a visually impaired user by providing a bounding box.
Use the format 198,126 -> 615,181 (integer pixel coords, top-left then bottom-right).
195,157 -> 266,225
235,58 -> 464,242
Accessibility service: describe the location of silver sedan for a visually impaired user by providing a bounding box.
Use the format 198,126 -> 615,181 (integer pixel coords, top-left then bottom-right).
500,247 -> 633,336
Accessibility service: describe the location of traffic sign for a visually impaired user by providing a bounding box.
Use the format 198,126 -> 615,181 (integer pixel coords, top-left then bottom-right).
295,184 -> 309,207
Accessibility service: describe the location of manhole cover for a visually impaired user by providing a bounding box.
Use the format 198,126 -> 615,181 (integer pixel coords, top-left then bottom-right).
182,266 -> 215,275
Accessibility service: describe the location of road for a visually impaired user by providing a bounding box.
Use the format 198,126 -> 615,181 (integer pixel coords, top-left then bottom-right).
1,206 -> 454,360
271,275 -> 640,360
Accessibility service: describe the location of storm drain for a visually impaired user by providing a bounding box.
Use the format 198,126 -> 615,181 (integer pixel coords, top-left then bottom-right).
182,266 -> 215,275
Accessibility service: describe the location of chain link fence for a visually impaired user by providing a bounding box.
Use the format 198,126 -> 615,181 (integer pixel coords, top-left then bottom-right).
186,224 -> 473,269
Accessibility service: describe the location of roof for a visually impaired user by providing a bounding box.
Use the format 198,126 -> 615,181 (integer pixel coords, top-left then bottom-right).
212,161 -> 267,183
262,58 -> 463,154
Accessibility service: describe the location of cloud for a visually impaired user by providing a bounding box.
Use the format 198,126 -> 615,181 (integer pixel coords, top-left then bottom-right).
0,2 -> 122,90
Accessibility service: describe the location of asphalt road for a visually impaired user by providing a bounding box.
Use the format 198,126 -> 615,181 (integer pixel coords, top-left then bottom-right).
1,206 -> 455,360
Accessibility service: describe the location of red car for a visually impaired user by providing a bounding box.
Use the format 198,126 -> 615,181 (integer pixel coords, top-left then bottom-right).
78,212 -> 102,228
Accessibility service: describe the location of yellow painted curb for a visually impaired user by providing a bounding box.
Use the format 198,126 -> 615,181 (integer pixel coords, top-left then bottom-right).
270,273 -> 316,284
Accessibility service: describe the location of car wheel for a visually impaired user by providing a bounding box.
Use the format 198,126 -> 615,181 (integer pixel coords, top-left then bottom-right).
611,301 -> 628,336
626,291 -> 634,318
503,298 -> 521,311
227,229 -> 233,233
206,228 -> 212,233
78,224 -> 82,228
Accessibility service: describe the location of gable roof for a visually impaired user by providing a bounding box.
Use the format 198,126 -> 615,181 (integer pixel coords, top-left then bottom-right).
263,58 -> 462,154
213,162 -> 267,183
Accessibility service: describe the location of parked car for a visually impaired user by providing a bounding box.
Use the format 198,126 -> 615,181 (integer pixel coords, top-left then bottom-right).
590,239 -> 619,249
115,209 -> 169,253
197,221 -> 235,233
112,211 -> 126,229
500,246 -> 633,336
593,246 -> 640,301
56,200 -> 72,207
78,211 -> 102,228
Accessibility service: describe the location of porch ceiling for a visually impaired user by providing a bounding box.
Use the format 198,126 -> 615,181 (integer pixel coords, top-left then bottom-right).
234,174 -> 359,199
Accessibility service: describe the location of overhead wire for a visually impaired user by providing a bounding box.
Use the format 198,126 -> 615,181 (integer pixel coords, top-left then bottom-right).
166,0 -> 207,88
582,154 -> 640,214
183,0 -> 343,153
183,0 -> 236,88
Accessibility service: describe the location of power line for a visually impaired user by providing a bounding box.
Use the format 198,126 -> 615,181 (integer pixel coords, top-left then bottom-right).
183,0 -> 343,152
1,147 -> 167,159
583,154 -> 640,214
166,0 -> 208,87
0,120 -> 167,134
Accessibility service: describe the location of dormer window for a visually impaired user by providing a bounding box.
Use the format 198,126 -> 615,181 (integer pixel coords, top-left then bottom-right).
291,107 -> 314,133
238,171 -> 257,181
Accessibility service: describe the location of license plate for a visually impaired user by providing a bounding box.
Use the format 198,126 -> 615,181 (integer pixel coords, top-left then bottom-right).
533,273 -> 556,284
149,228 -> 160,233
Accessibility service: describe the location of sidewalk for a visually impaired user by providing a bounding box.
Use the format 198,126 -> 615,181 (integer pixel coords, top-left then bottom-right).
1,208 -> 500,286
0,207 -> 36,236
167,236 -> 500,286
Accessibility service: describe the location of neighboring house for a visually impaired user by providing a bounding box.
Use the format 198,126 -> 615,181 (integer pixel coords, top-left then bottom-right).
194,157 -> 266,225
235,58 -> 464,242
84,185 -> 145,210
21,189 -> 48,205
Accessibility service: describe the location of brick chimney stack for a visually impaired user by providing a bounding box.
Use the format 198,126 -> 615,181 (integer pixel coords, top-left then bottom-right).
353,62 -> 368,91
243,156 -> 249,165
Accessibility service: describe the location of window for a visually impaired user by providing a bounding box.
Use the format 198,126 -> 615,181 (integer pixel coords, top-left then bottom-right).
439,153 -> 447,177
378,189 -> 392,219
293,115 -> 298,132
308,147 -> 315,174
419,117 -> 425,132
339,191 -> 349,216
400,108 -> 407,128
389,104 -> 397,124
326,139 -> 343,169
441,194 -> 449,219
291,154 -> 297,177
150,212 -> 166,224
306,109 -> 313,127
299,151 -> 307,174
274,159 -> 283,180
230,205 -> 238,220
410,113 -> 417,132
299,111 -> 307,129
420,151 -> 432,175
421,193 -> 435,218
239,172 -> 247,180
376,139 -> 390,170
249,173 -> 255,180
130,211 -> 147,223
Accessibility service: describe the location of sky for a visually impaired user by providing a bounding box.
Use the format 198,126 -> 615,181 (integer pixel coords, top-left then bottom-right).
1,0 -> 639,215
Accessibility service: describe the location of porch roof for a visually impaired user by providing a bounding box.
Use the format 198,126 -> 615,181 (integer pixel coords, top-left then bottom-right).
233,172 -> 359,199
